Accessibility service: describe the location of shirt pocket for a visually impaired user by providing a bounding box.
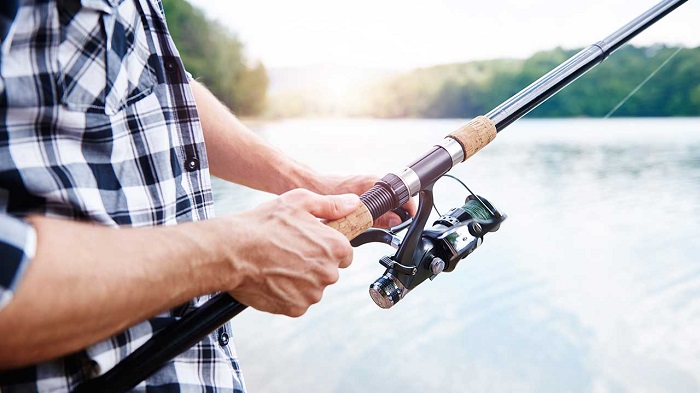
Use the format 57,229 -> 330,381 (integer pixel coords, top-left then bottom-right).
57,0 -> 157,116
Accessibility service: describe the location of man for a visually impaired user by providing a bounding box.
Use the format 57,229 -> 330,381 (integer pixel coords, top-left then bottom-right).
0,0 -> 410,391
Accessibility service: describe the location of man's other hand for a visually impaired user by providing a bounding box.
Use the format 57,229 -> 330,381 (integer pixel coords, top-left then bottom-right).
222,190 -> 358,317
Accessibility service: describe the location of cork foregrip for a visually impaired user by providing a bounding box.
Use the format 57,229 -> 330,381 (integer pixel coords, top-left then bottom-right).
326,203 -> 374,241
448,116 -> 497,161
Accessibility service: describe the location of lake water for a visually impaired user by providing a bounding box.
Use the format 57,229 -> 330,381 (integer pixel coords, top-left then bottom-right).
211,118 -> 700,393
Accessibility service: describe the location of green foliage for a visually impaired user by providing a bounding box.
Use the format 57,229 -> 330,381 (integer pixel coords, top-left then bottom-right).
161,0 -> 268,116
365,45 -> 700,118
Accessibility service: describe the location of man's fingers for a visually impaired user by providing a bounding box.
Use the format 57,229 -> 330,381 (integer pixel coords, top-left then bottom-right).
374,211 -> 403,229
402,197 -> 418,217
372,198 -> 417,229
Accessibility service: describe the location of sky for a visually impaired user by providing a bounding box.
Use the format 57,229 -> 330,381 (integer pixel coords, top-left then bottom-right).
188,0 -> 698,70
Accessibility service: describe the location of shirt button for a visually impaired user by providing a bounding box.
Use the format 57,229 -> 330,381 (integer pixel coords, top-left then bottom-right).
185,157 -> 199,172
218,332 -> 229,346
165,59 -> 177,73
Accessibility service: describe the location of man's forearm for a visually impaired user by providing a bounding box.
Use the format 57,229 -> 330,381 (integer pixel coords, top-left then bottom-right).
191,80 -> 326,195
0,216 -> 230,369
0,190 -> 358,370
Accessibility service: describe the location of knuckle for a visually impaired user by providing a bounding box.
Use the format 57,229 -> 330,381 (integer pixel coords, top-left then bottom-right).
281,189 -> 321,214
329,236 -> 352,261
338,246 -> 354,268
317,265 -> 339,286
325,268 -> 340,285
310,289 -> 323,304
285,188 -> 304,197
289,188 -> 313,200
287,306 -> 307,318
342,246 -> 353,263
279,189 -> 302,205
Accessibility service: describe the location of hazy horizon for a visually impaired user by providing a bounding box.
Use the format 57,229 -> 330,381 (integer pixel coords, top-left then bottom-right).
188,0 -> 698,70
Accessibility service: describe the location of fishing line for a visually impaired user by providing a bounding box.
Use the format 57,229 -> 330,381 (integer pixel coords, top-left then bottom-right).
604,46 -> 683,118
432,174 -> 495,217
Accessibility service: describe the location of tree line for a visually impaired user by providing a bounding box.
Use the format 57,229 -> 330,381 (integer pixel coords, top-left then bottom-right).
160,0 -> 697,118
161,0 -> 268,116
362,45 -> 700,118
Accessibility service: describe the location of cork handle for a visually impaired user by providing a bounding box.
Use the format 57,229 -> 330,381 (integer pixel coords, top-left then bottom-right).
449,116 -> 497,161
326,203 -> 374,240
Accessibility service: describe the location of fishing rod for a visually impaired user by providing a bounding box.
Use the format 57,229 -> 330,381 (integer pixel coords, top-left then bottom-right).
73,0 -> 687,391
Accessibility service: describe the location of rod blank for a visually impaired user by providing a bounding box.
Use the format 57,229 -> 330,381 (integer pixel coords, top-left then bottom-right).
486,0 -> 687,131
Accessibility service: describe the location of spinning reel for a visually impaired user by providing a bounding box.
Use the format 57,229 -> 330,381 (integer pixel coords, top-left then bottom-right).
352,177 -> 507,309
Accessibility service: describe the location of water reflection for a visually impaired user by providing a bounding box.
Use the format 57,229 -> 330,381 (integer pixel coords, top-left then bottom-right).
212,118 -> 700,393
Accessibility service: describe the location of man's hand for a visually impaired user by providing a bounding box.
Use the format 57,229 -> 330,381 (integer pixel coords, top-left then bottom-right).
312,174 -> 418,229
222,189 -> 359,317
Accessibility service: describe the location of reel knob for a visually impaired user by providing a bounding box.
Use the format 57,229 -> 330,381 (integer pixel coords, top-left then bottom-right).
430,257 -> 446,275
369,272 -> 408,309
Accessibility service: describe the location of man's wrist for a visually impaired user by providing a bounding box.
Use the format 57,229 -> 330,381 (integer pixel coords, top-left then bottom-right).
272,158 -> 326,195
179,218 -> 243,295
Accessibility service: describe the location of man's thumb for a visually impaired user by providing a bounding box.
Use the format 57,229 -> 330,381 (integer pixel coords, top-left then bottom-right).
308,193 -> 360,220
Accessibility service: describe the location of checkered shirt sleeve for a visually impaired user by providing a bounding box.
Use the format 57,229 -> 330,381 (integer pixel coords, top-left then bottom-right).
0,0 -> 246,391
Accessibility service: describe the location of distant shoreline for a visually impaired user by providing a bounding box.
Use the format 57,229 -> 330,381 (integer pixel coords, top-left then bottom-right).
262,45 -> 700,120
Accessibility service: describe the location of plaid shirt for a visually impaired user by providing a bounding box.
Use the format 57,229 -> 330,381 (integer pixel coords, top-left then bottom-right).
0,0 -> 246,391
